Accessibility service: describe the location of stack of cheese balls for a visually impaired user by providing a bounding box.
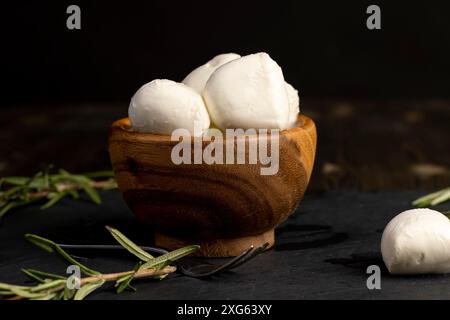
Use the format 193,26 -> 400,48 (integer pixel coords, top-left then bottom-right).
128,52 -> 300,136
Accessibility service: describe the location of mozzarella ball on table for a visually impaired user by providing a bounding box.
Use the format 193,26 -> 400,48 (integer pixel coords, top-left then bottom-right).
381,208 -> 450,274
129,79 -> 210,136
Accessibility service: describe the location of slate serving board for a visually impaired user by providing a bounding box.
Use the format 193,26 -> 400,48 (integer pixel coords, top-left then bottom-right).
0,190 -> 449,300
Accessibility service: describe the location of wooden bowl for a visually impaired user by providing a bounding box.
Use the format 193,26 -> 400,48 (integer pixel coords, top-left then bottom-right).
109,115 -> 316,257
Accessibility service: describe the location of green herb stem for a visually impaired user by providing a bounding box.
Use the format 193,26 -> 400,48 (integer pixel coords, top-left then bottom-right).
0,167 -> 117,219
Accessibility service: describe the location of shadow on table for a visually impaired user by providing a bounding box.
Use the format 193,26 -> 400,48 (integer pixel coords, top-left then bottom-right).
275,223 -> 348,251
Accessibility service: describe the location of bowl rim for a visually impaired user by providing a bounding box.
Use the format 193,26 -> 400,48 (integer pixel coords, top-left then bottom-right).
110,114 -> 314,142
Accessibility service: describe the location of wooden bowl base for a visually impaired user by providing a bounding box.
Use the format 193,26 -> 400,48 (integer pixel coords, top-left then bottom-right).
155,230 -> 274,257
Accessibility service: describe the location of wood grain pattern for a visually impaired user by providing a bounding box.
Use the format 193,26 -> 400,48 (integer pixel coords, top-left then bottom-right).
109,115 -> 317,257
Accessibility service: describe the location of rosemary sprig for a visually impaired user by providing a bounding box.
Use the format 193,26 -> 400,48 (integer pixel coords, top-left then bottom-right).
0,166 -> 117,219
105,226 -> 199,292
412,187 -> 450,208
0,228 -> 199,300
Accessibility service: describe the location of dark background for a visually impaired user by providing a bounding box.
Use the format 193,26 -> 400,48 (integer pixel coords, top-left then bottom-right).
2,0 -> 450,105
0,1 -> 449,190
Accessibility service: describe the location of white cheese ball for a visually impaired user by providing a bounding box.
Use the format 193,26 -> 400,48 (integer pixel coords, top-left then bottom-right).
184,52 -> 301,129
381,208 -> 450,274
285,82 -> 300,126
203,52 -> 290,130
182,53 -> 241,93
129,79 -> 210,136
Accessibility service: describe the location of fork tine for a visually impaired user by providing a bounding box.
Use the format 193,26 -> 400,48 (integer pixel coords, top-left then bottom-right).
179,245 -> 255,278
209,242 -> 268,274
199,245 -> 255,276
208,245 -> 256,272
223,242 -> 269,271
57,243 -> 169,255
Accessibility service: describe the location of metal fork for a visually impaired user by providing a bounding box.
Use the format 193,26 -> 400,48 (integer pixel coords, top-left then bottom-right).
57,242 -> 269,278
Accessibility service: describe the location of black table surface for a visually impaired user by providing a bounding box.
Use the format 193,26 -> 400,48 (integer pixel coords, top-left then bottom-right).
1,190 -> 449,300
